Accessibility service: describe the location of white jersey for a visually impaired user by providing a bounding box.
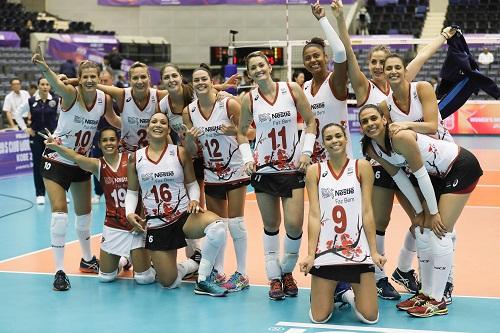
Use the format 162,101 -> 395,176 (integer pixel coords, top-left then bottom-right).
250,82 -> 301,174
387,82 -> 453,142
120,88 -> 160,151
44,89 -> 106,166
371,133 -> 459,178
188,98 -> 248,185
315,159 -> 373,266
303,73 -> 352,162
159,94 -> 184,136
358,80 -> 390,107
135,144 -> 188,229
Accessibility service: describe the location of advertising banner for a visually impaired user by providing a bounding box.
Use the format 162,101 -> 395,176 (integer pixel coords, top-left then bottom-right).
0,131 -> 32,178
0,31 -> 21,48
444,101 -> 500,135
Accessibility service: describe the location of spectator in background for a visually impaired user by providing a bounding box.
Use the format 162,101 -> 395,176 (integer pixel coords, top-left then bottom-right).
115,74 -> 129,88
2,78 -> 30,129
59,59 -> 77,78
28,83 -> 38,97
292,70 -> 306,87
356,7 -> 371,35
478,47 -> 494,69
107,46 -> 123,81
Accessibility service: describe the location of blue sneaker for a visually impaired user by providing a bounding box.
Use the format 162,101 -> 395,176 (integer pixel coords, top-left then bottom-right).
208,268 -> 226,285
376,277 -> 401,300
392,268 -> 419,294
194,280 -> 228,297
334,282 -> 352,308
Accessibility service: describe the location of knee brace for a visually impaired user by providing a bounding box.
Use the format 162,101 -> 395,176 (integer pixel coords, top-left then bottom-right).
204,220 -> 227,249
134,267 -> 156,285
51,212 -> 69,237
228,217 -> 247,240
309,308 -> 332,324
98,269 -> 118,283
75,213 -> 92,232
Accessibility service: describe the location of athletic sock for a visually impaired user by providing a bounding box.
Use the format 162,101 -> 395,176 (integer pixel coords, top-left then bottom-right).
228,216 -> 248,275
375,231 -> 386,281
280,232 -> 302,274
263,229 -> 281,280
397,229 -> 417,272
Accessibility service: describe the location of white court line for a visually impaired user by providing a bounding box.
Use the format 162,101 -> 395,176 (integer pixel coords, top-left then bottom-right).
276,321 -> 468,333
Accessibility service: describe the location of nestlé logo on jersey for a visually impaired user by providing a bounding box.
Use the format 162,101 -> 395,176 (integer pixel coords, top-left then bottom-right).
272,110 -> 291,120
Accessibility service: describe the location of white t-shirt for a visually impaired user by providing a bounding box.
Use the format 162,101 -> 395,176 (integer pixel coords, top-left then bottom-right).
3,90 -> 30,113
478,52 -> 494,66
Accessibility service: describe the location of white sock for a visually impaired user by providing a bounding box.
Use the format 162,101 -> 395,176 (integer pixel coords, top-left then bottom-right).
75,213 -> 92,262
430,232 -> 454,301
50,212 -> 68,272
416,228 -> 433,296
213,219 -> 228,274
198,220 -> 226,282
398,229 -> 417,272
185,238 -> 202,258
263,230 -> 281,280
375,232 -> 386,280
281,233 -> 302,274
448,229 -> 457,284
228,216 -> 248,275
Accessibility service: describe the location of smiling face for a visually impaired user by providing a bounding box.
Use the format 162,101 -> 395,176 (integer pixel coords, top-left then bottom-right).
384,56 -> 406,85
98,128 -> 119,156
192,69 -> 212,96
246,54 -> 272,83
303,45 -> 327,76
129,66 -> 150,93
147,113 -> 170,141
322,124 -> 347,156
368,50 -> 389,81
162,66 -> 183,92
358,106 -> 387,139
79,67 -> 100,92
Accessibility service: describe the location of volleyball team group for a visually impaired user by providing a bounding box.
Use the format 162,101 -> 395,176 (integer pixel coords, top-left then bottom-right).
29,0 -> 483,324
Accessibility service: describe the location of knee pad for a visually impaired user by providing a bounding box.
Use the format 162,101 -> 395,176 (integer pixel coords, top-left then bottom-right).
354,306 -> 379,325
430,232 -> 453,256
309,308 -> 332,324
134,267 -> 156,285
75,213 -> 92,232
50,212 -> 69,236
228,217 -> 247,240
204,220 -> 227,249
98,269 -> 118,283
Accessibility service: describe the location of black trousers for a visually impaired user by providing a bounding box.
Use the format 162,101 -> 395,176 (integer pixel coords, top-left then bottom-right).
30,135 -> 45,196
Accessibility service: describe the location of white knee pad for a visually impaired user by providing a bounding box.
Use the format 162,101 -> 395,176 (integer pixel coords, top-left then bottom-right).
430,232 -> 454,256
98,269 -> 118,283
204,220 -> 227,249
309,308 -> 332,324
134,267 -> 156,285
75,213 -> 92,232
354,306 -> 379,325
228,217 -> 247,240
51,212 -> 69,236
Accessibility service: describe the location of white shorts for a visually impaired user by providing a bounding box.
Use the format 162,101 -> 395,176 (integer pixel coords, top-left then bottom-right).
100,226 -> 146,257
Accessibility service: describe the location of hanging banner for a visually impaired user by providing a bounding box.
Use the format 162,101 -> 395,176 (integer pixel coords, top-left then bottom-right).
97,0 -> 354,6
0,131 -> 32,178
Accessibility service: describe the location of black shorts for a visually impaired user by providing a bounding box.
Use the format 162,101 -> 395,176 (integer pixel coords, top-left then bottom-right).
251,172 -> 305,198
205,180 -> 250,200
41,158 -> 91,191
193,157 -> 205,181
372,164 -> 418,190
431,148 -> 483,197
309,264 -> 375,284
145,213 -> 188,251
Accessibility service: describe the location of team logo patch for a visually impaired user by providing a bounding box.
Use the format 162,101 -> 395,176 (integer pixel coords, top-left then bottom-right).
49,100 -> 57,108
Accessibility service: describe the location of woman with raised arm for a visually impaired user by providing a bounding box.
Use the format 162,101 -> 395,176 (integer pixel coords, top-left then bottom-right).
237,51 -> 317,301
332,0 -> 457,299
300,123 -> 385,324
126,112 -> 228,297
358,104 -> 482,317
183,64 -> 250,292
44,127 -> 157,285
32,46 -> 118,291
303,2 -> 350,163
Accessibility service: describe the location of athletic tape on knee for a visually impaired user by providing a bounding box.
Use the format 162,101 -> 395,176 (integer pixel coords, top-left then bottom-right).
309,308 -> 332,324
50,212 -> 68,236
134,267 -> 156,285
75,213 -> 92,231
98,269 -> 118,283
204,220 -> 227,249
228,217 -> 247,240
354,306 -> 379,325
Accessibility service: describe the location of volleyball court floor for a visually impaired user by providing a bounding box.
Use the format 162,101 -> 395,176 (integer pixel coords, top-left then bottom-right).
0,134 -> 499,333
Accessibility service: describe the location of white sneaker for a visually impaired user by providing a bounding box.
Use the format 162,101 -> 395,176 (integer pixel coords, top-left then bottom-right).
36,196 -> 45,205
91,195 -> 101,204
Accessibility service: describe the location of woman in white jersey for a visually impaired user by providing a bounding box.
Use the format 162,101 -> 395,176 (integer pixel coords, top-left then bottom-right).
44,127 -> 156,285
358,104 -> 482,318
126,112 -> 229,297
303,2 -> 350,163
238,51 -> 317,300
332,0 -> 457,299
183,64 -> 250,292
32,47 -> 119,292
300,123 -> 385,324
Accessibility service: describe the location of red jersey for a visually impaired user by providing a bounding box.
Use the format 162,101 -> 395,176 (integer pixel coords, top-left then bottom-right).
100,152 -> 131,230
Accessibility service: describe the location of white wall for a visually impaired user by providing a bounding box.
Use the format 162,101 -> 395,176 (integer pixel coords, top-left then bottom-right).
45,0 -> 352,67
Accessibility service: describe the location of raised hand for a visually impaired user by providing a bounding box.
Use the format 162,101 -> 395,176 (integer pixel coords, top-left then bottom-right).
311,0 -> 326,20
330,0 -> 344,18
31,45 -> 49,72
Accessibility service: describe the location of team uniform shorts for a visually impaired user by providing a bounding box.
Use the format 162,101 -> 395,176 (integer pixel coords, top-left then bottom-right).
101,225 -> 146,258
145,213 -> 189,251
204,179 -> 250,200
309,264 -> 375,284
193,157 -> 205,181
431,147 -> 483,197
251,172 -> 305,198
41,157 -> 91,191
372,163 -> 418,190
